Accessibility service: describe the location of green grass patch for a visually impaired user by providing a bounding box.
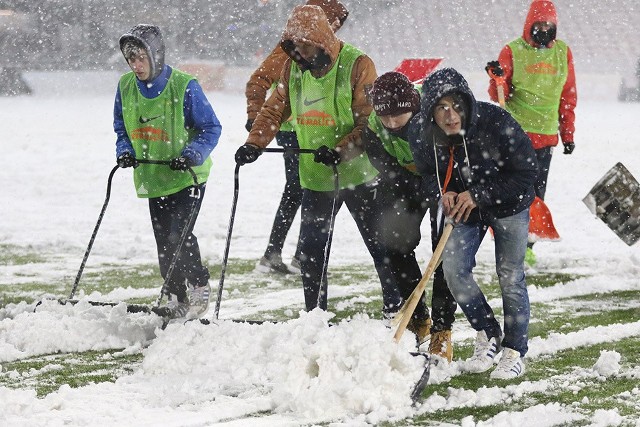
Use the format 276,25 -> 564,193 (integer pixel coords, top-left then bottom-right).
0,350 -> 143,397
0,244 -> 49,266
2,243 -> 640,425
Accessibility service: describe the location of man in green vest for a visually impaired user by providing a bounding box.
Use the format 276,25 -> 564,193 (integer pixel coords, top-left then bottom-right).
486,0 -> 577,265
114,24 -> 222,320
234,5 -> 394,313
244,0 -> 349,275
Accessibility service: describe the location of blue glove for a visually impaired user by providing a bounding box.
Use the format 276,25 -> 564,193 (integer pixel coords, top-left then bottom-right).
313,145 -> 341,166
117,152 -> 138,168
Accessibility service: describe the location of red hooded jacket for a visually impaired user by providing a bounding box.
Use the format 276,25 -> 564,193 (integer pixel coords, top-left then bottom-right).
488,0 -> 577,149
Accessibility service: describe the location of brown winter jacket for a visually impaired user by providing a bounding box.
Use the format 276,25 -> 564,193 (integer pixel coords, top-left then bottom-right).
245,5 -> 377,161
244,0 -> 349,122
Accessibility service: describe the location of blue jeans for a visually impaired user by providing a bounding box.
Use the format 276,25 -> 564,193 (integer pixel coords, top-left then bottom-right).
441,209 -> 530,356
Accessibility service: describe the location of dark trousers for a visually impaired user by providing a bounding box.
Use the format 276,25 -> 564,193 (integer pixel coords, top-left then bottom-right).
299,180 -> 392,311
264,131 -> 302,260
428,208 -> 458,332
529,146 -> 553,249
149,183 -> 210,301
378,178 -> 457,330
377,180 -> 429,319
534,146 -> 553,200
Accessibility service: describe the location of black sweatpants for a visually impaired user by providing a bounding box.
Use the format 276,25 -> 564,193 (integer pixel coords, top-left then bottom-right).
298,180 -> 393,311
148,183 -> 209,302
378,177 -> 457,330
264,131 -> 302,259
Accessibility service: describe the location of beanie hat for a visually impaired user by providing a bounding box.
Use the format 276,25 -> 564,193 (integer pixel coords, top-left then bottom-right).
369,71 -> 420,116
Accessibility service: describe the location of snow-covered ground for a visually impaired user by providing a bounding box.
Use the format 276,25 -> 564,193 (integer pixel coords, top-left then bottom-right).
1,72 -> 639,426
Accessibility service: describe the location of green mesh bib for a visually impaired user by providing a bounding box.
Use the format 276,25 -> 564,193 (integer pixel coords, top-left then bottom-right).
506,38 -> 568,135
119,69 -> 212,198
289,44 -> 378,191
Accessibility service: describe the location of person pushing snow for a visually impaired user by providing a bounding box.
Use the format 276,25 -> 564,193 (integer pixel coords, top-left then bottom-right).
113,24 -> 222,320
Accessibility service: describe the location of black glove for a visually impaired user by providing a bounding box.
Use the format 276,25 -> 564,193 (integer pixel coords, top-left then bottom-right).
169,156 -> 193,171
485,60 -> 504,77
245,119 -> 254,132
313,145 -> 341,166
117,152 -> 138,168
235,144 -> 262,165
563,142 -> 575,155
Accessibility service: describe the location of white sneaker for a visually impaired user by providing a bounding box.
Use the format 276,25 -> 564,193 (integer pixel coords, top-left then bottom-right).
490,347 -> 525,379
186,283 -> 210,320
463,330 -> 502,373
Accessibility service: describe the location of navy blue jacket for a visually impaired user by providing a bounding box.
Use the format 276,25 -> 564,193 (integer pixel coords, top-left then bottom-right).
408,68 -> 538,220
113,65 -> 222,165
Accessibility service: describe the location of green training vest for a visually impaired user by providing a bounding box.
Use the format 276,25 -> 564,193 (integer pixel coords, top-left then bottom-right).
366,85 -> 422,175
119,69 -> 212,198
289,44 -> 378,191
507,38 -> 569,135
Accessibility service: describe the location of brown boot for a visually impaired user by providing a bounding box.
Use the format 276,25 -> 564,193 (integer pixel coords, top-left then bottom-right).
429,330 -> 453,362
407,318 -> 432,346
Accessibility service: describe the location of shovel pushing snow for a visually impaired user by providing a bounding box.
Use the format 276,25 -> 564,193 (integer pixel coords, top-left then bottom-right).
583,162 -> 640,246
35,159 -> 202,322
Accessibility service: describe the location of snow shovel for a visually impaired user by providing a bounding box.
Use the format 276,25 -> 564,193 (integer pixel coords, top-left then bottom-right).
392,222 -> 454,342
36,159 -> 201,317
212,147 -> 335,322
528,196 -> 561,242
394,58 -> 443,84
583,162 -> 640,246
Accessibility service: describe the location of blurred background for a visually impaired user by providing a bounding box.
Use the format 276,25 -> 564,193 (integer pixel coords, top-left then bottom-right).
1,0 -> 639,99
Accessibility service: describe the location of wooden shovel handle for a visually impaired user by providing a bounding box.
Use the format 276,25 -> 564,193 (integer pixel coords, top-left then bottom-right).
393,223 -> 454,342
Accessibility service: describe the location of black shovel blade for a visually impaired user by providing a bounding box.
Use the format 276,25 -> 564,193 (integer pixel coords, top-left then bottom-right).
409,351 -> 431,403
58,299 -> 152,314
583,162 -> 640,246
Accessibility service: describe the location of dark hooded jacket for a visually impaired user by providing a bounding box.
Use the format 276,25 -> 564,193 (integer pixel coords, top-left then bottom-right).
408,68 -> 538,221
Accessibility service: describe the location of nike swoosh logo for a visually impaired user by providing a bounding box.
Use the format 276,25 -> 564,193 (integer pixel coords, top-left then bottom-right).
139,115 -> 162,124
303,96 -> 326,107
